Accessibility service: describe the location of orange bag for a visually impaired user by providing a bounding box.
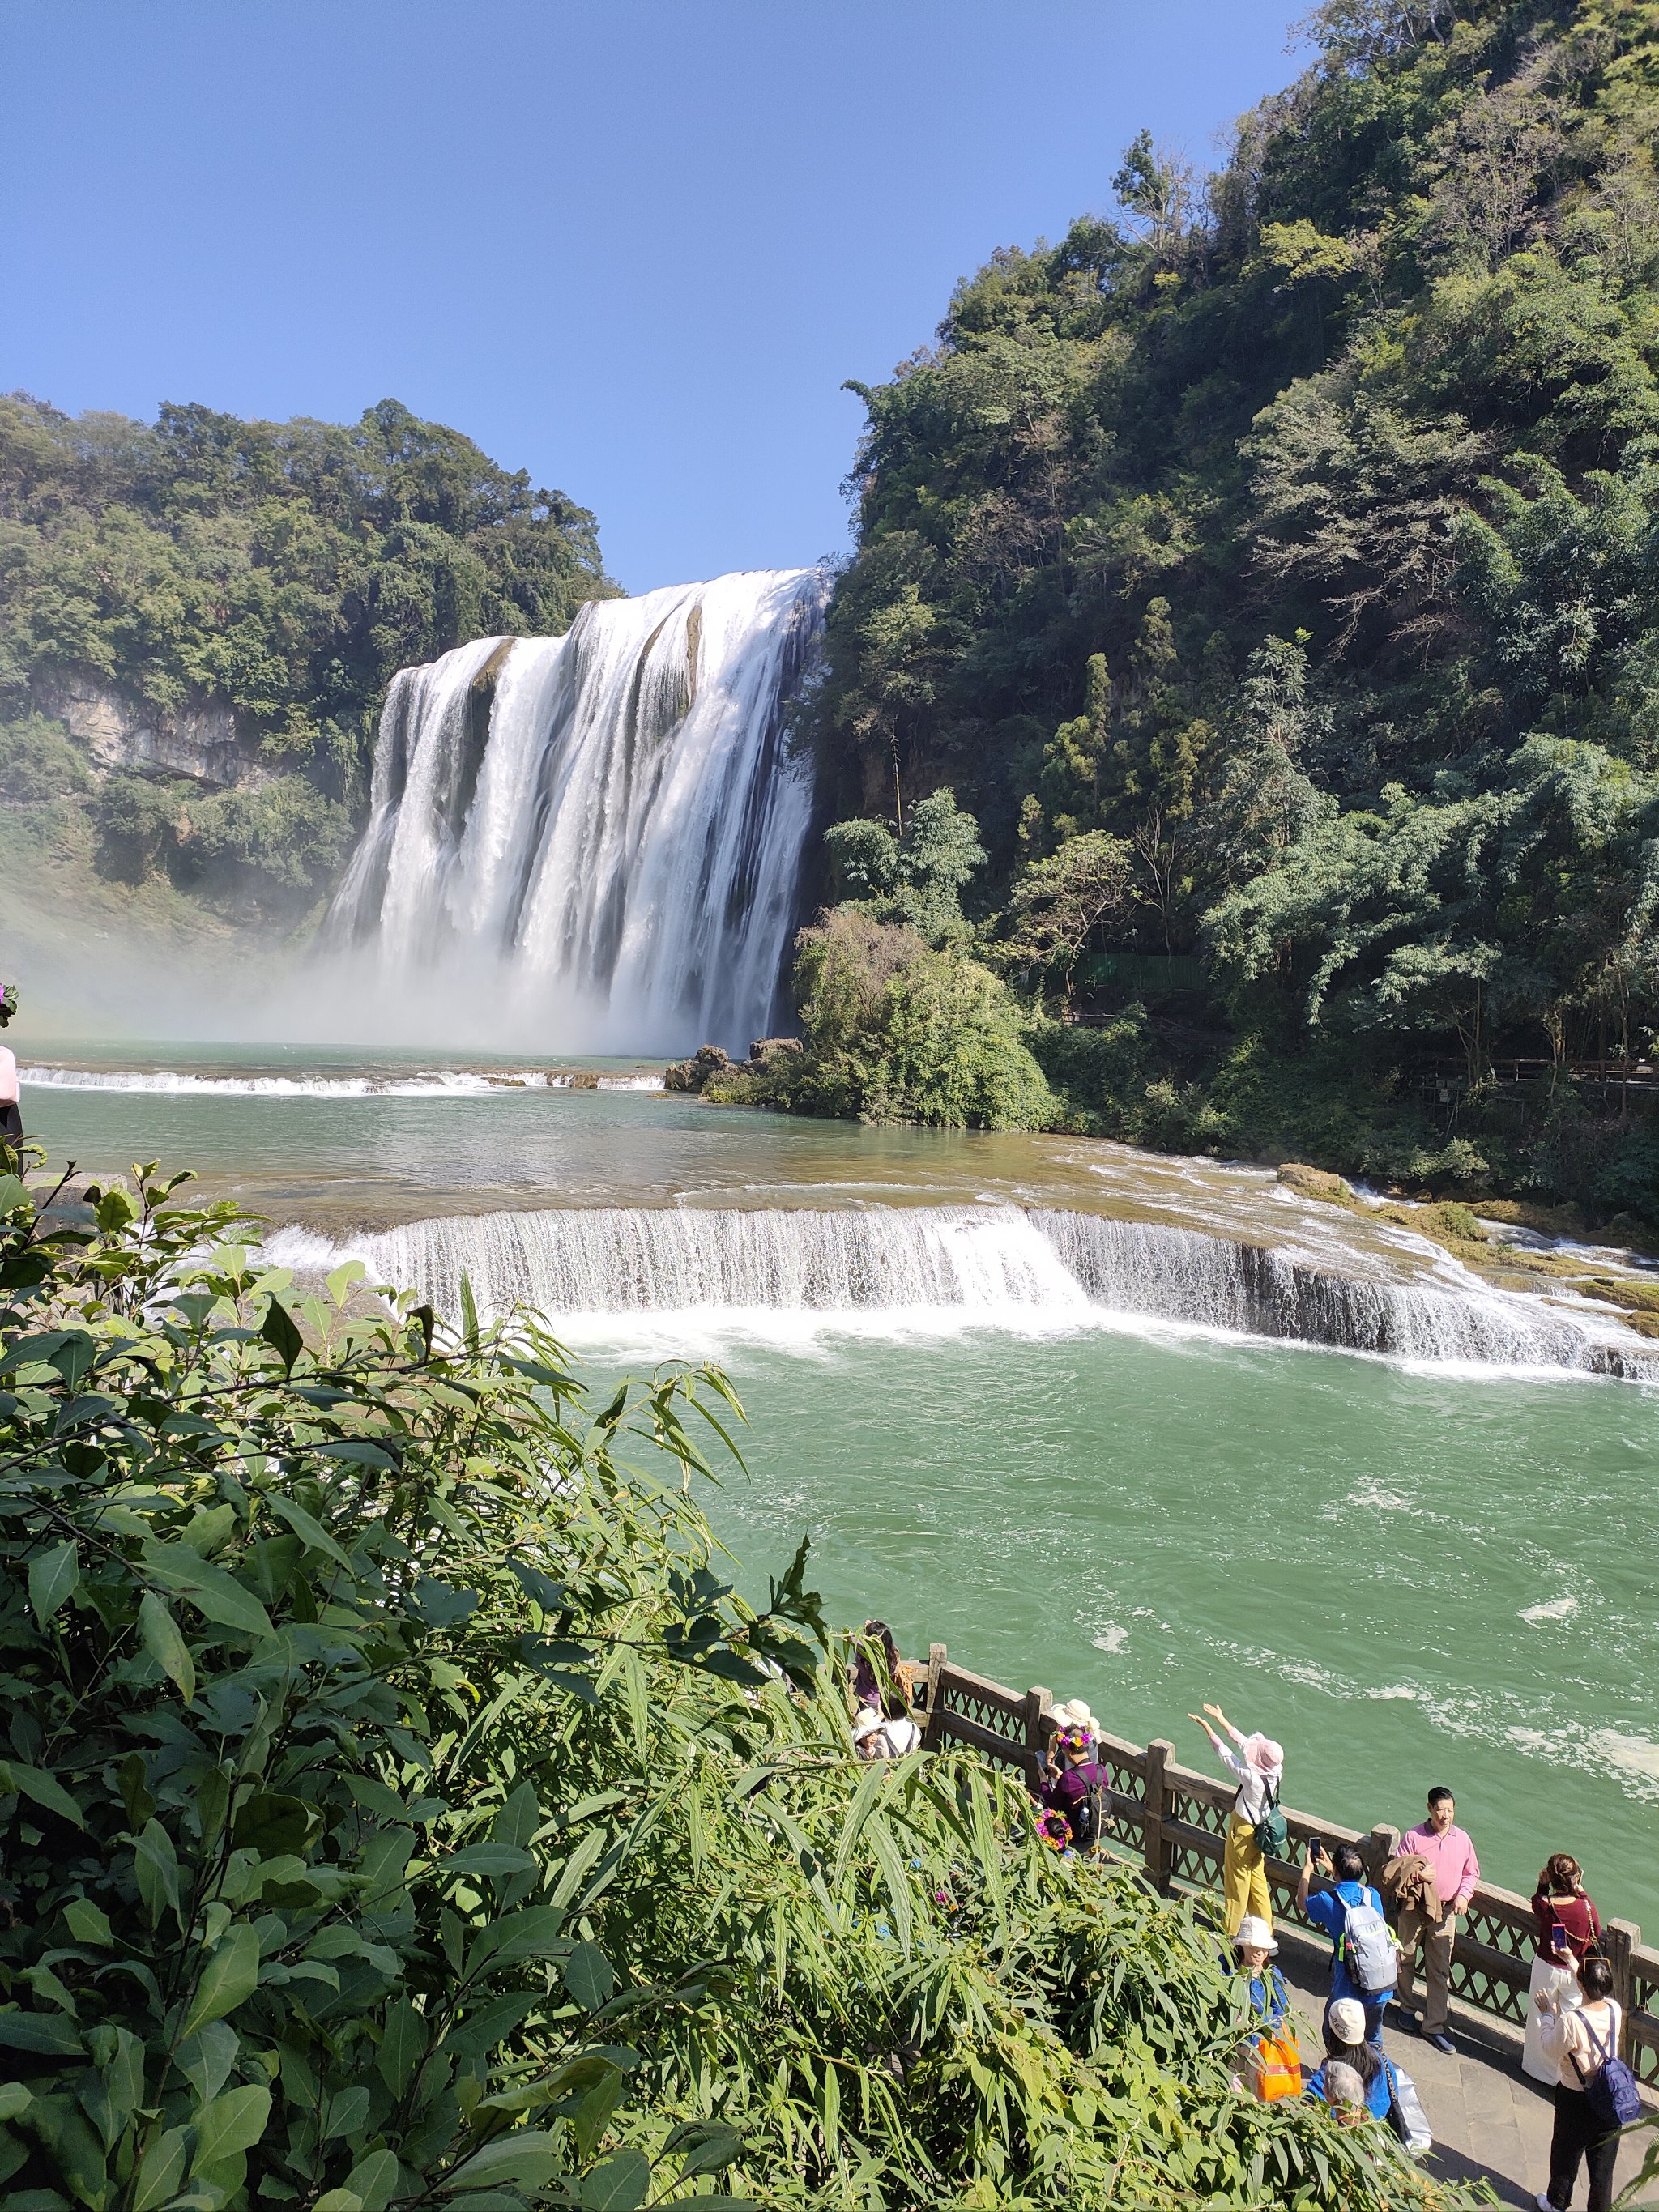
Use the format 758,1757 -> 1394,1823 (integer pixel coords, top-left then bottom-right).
1251,2033 -> 1303,2102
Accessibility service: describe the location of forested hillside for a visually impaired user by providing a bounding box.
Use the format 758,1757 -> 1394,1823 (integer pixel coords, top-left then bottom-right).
0,396 -> 616,918
791,0 -> 1659,1217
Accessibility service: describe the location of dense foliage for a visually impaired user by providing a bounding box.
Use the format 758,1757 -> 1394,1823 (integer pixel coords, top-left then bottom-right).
800,0 -> 1659,1214
0,397 -> 616,914
0,1156 -> 1486,2212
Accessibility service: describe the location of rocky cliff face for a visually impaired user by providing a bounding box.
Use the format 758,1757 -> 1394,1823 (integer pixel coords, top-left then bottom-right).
32,674 -> 267,788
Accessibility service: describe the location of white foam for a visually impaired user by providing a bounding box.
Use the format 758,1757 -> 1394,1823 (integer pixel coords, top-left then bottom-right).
1091,1625 -> 1130,1655
252,1200 -> 1659,1383
1519,1595 -> 1580,1624
23,1064 -> 663,1098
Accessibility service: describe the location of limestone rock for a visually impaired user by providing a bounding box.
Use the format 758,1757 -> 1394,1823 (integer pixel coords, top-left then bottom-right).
1276,1161 -> 1354,1203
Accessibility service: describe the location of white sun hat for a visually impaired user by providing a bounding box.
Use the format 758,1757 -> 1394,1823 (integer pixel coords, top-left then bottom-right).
1235,1914 -> 1277,1954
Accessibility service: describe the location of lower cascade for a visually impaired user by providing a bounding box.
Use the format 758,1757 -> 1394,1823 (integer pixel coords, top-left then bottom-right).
272,1204 -> 1658,1379
327,568 -> 826,1053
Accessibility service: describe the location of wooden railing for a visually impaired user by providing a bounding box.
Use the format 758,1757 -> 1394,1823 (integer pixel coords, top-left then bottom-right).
916,1643 -> 1659,2081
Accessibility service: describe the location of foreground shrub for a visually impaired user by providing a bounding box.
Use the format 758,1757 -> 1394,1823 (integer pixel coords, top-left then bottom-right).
0,1158 -> 1486,2211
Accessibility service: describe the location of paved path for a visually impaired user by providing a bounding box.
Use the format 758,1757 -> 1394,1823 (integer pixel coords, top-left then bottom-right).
1273,1929 -> 1653,2207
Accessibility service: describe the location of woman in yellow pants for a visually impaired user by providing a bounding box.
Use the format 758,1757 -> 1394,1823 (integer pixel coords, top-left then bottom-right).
1189,1703 -> 1283,1936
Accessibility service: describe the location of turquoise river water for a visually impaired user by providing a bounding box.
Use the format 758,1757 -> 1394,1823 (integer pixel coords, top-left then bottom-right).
18,1042 -> 1659,1929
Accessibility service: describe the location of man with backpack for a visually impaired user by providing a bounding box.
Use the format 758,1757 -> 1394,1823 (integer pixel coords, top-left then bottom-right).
1297,1840 -> 1397,2047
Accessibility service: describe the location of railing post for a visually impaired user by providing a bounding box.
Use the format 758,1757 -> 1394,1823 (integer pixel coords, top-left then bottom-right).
1143,1738 -> 1173,1893
1023,1687 -> 1051,1794
921,1643 -> 947,1741
1607,1920 -> 1639,2056
1365,1823 -> 1400,1890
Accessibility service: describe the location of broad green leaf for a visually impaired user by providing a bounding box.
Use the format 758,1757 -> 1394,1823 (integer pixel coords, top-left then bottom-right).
138,1592 -> 196,1703
143,1547 -> 275,1640
261,1489 -> 352,1567
467,1904 -> 567,1973
442,2129 -> 561,2191
131,2124 -> 190,2212
343,2147 -> 399,2212
0,1759 -> 87,1828
313,1438 -> 399,1470
232,1792 -> 317,1856
175,2021 -> 238,2106
260,1297 -> 305,1370
191,2083 -> 271,2171
134,1818 -> 181,1929
312,2193 -> 364,2212
571,2069 -> 626,2163
578,2147 -> 650,2211
28,1541 -> 79,1627
0,2008 -> 83,2054
443,1843 -> 535,1878
181,1923 -> 260,2036
323,2085 -> 370,2140
64,1899 -> 113,1948
0,2082 -> 30,2120
376,1998 -> 428,2096
561,1940 -> 616,2011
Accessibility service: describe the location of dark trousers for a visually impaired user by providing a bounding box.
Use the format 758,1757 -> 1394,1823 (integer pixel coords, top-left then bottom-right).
1546,2084 -> 1618,2212
0,1100 -> 22,1166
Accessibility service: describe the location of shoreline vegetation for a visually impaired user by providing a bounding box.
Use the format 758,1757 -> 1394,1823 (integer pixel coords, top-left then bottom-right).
766,0 -> 1659,1235
0,1154 -> 1498,2212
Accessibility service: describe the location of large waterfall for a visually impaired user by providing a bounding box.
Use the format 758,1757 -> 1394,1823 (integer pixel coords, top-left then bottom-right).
267,1204 -> 1658,1380
329,569 -> 826,1053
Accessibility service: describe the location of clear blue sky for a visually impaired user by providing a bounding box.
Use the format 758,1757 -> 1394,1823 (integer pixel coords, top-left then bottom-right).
2,1 -> 1307,594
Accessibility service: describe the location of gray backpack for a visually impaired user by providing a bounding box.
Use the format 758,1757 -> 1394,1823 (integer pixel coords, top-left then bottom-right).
1340,1892 -> 1398,1995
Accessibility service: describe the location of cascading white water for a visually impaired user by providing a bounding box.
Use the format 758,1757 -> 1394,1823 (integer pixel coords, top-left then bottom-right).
328,569 -> 827,1053
264,1203 -> 1659,1379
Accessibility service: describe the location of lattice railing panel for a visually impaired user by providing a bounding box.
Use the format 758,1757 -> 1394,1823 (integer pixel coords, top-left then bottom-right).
1169,1786 -> 1229,1839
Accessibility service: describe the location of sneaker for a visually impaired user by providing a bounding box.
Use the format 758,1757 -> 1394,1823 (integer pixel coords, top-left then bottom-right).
1537,2193 -> 1558,2210
1427,2031 -> 1456,2056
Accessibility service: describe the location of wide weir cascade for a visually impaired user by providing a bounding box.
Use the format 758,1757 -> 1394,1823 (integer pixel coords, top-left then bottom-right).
272,1201 -> 1659,1379
328,568 -> 826,1053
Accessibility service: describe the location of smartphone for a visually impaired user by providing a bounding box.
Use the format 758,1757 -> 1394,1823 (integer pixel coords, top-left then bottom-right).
1552,1923 -> 1570,1952
1307,1836 -> 1324,1860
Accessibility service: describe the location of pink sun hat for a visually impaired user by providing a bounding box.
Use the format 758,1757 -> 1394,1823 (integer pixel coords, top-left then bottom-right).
1243,1733 -> 1284,1775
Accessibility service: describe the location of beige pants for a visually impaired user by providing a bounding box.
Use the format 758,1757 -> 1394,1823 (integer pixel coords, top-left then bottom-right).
1397,1903 -> 1456,2034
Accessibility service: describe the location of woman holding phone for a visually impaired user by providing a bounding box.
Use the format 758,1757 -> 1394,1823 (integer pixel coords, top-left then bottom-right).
1523,1852 -> 1603,2084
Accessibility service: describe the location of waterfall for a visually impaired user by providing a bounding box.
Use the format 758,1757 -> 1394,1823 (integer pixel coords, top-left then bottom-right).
328,569 -> 827,1054
266,1204 -> 1658,1380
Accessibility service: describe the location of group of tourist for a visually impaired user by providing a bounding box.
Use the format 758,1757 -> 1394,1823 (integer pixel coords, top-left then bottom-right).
1188,1706 -> 1639,2212
847,1644 -> 1643,2210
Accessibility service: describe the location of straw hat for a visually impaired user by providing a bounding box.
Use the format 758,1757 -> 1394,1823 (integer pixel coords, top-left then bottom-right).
1052,1698 -> 1098,1733
1328,1997 -> 1367,2046
1235,1914 -> 1277,1954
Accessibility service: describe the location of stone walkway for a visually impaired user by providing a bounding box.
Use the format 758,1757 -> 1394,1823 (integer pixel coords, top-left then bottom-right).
1273,1929 -> 1654,2208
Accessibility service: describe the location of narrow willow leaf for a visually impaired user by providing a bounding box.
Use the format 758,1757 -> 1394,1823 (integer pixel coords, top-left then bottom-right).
139,1592 -> 196,1703
28,1540 -> 79,1627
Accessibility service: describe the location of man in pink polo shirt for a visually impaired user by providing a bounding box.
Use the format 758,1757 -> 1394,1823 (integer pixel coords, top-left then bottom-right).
1397,1784 -> 1479,2054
